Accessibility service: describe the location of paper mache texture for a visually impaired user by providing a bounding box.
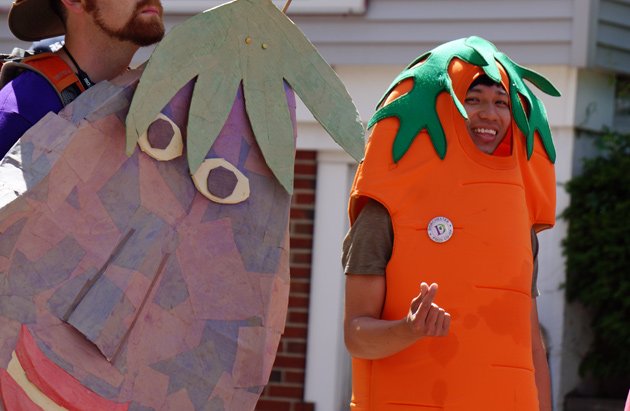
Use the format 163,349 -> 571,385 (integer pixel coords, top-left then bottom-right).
0,2 -> 364,409
0,66 -> 292,410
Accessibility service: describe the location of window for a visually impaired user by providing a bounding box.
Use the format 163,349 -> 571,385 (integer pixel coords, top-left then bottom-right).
162,0 -> 366,14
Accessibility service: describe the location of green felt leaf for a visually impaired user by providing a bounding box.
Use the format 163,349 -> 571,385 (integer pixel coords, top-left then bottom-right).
368,36 -> 560,163
369,37 -> 488,161
464,36 -> 501,83
127,0 -> 364,194
494,52 -> 559,162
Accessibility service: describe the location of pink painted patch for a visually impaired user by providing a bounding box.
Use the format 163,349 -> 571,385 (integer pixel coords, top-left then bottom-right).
0,368 -> 44,411
15,326 -> 129,411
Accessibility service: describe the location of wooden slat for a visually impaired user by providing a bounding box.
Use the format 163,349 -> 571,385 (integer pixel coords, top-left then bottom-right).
598,24 -> 630,51
595,46 -> 630,74
599,1 -> 630,27
595,0 -> 630,72
365,0 -> 573,21
293,19 -> 573,44
2,0 -> 629,74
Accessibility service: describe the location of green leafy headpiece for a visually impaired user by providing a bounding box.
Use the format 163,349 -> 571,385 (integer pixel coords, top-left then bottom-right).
368,36 -> 561,163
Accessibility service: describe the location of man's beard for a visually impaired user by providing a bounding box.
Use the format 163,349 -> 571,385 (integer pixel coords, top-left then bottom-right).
86,0 -> 165,47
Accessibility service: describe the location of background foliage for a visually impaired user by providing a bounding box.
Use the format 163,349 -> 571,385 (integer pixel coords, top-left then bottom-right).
562,130 -> 630,393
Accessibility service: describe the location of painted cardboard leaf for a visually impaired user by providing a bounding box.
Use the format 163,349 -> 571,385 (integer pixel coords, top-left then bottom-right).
126,0 -> 365,193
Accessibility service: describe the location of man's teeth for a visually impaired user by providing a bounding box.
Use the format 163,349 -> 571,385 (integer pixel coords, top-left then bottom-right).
474,128 -> 496,135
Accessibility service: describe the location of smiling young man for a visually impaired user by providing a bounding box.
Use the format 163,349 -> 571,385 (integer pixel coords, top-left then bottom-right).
463,75 -> 512,155
0,0 -> 165,157
343,38 -> 557,411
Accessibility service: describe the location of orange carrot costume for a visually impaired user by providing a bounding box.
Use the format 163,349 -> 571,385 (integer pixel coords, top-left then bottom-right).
348,37 -> 560,410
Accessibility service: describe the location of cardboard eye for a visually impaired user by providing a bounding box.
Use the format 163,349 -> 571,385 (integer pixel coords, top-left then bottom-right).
191,158 -> 250,204
138,113 -> 183,161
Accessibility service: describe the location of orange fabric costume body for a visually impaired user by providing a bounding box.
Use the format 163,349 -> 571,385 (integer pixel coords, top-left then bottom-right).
348,58 -> 556,410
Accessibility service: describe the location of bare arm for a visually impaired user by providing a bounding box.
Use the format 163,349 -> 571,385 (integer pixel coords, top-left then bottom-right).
531,300 -> 552,411
344,276 -> 451,360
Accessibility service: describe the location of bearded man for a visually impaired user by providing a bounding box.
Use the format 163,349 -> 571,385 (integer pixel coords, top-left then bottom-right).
0,0 -> 165,157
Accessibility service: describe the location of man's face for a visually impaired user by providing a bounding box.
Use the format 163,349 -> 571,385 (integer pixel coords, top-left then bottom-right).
463,83 -> 511,154
85,0 -> 165,47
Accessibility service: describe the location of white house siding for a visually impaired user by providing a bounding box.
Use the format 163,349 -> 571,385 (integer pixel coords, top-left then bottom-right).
595,0 -> 630,74
292,0 -> 576,67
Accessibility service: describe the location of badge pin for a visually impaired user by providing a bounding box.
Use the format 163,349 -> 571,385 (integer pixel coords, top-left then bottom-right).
427,216 -> 453,243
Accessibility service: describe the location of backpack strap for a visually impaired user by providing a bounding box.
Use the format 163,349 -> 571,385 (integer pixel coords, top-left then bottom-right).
0,52 -> 85,106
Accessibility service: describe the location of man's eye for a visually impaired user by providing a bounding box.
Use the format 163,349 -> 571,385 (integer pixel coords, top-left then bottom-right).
496,100 -> 509,107
465,97 -> 478,104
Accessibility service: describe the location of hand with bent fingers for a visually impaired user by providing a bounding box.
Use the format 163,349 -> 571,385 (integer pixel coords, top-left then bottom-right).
404,282 -> 451,338
344,276 -> 451,359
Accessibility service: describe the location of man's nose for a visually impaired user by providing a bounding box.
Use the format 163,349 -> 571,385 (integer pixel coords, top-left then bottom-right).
478,104 -> 499,120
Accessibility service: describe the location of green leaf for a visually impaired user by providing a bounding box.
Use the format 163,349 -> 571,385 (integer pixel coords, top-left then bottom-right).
126,6 -> 235,156
494,52 -> 559,162
244,69 -> 296,192
369,38 -> 486,160
187,67 -> 242,173
258,0 -> 364,162
465,36 -> 501,82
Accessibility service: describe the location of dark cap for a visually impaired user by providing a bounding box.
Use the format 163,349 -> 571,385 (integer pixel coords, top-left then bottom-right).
8,0 -> 66,42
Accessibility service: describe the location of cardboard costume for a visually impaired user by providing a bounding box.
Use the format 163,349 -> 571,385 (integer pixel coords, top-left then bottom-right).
349,37 -> 559,410
0,1 -> 364,410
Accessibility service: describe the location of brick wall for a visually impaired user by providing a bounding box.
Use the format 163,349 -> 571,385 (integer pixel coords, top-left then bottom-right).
255,150 -> 317,411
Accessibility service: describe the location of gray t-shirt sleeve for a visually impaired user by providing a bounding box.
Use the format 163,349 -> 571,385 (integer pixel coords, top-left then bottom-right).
531,229 -> 540,298
342,200 -> 393,275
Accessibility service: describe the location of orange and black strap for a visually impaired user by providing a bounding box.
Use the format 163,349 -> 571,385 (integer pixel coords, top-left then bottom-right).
4,52 -> 86,106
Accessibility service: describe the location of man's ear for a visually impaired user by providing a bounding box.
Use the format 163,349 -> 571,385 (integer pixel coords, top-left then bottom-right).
60,0 -> 85,15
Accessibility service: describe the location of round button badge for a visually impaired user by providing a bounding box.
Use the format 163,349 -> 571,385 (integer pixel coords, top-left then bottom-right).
427,216 -> 453,243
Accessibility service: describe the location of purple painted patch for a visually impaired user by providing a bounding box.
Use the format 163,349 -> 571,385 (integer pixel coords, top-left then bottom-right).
0,217 -> 26,257
8,237 -> 85,297
147,119 -> 175,150
160,79 -> 195,139
66,187 -> 81,210
207,166 -> 238,199
153,256 -> 189,310
154,156 -> 197,214
97,154 -> 141,232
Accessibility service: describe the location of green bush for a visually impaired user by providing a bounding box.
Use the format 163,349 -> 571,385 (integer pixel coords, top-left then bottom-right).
562,130 -> 630,388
